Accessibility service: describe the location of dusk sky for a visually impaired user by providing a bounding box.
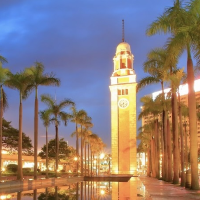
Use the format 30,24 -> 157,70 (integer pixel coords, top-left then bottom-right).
0,0 -> 188,153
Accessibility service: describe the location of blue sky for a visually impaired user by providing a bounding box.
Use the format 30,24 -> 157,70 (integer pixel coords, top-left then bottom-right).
0,0 -> 188,152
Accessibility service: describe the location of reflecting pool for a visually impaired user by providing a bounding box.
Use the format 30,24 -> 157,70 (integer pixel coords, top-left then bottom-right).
0,177 -> 148,199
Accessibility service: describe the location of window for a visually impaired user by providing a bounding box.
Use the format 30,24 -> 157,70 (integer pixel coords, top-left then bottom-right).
118,89 -> 128,95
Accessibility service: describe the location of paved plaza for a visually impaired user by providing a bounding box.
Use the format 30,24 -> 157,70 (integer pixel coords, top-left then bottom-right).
140,176 -> 200,200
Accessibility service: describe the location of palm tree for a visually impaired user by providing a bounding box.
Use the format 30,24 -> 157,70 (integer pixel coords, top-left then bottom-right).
87,133 -> 99,176
79,114 -> 93,176
168,68 -> 186,185
138,95 -> 163,178
146,0 -> 200,189
25,62 -> 60,180
41,94 -> 74,177
137,123 -> 153,177
83,129 -> 92,176
70,107 -> 87,174
6,71 -> 31,180
0,57 -> 9,179
137,47 -> 173,181
39,109 -> 51,178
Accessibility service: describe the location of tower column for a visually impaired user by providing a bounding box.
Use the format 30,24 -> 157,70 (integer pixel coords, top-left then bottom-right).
109,39 -> 137,175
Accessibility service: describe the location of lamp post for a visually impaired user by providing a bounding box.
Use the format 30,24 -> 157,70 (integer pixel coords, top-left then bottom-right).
74,156 -> 78,176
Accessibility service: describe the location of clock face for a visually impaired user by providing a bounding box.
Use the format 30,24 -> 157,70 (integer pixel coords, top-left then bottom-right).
118,98 -> 129,109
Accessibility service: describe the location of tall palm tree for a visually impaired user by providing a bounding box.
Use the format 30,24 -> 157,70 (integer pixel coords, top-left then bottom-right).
137,124 -> 154,177
146,0 -> 200,189
87,133 -> 99,176
168,68 -> 186,185
138,95 -> 163,178
6,71 -> 31,180
137,47 -> 173,181
25,62 -> 60,180
79,114 -> 93,176
41,94 -> 74,177
70,107 -> 87,174
39,109 -> 51,178
83,129 -> 92,176
0,57 -> 9,180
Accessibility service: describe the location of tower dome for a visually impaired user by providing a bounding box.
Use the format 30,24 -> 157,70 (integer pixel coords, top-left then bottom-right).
116,42 -> 131,54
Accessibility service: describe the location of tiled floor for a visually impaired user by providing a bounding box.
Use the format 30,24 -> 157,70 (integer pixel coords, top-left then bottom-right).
140,176 -> 200,200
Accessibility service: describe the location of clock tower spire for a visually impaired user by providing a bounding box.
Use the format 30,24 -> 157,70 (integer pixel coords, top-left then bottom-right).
109,21 -> 137,175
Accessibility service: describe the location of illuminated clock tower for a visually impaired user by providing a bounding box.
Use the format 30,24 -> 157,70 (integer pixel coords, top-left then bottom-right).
109,22 -> 137,175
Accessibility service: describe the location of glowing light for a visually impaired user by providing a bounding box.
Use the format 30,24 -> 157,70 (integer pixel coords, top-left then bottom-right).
100,153 -> 105,159
23,162 -> 34,168
74,157 -> 78,161
2,168 -> 5,172
1,150 -> 8,155
100,190 -> 105,195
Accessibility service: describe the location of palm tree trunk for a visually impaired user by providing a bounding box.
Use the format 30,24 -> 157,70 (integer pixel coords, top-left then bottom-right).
172,90 -> 179,184
160,124 -> 164,179
34,88 -> 38,180
155,119 -> 160,179
55,124 -> 59,177
187,55 -> 199,189
17,94 -> 23,180
0,86 -> 3,180
88,143 -> 90,176
17,192 -> 22,200
81,126 -> 83,176
167,119 -> 172,182
84,141 -> 86,176
184,122 -> 188,171
147,147 -> 151,176
179,94 -> 185,186
76,123 -> 79,174
151,137 -> 156,177
46,126 -> 48,179
154,120 -> 158,178
91,152 -> 93,176
163,110 -> 168,181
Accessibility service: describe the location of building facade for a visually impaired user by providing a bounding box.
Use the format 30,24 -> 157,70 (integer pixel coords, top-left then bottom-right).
109,40 -> 137,175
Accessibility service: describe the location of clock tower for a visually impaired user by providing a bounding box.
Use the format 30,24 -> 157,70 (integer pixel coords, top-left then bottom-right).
109,25 -> 137,175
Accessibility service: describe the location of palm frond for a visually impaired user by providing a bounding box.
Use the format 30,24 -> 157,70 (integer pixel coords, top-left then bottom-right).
0,55 -> 8,64
41,94 -> 55,108
58,99 -> 75,110
39,109 -> 51,127
136,76 -> 160,92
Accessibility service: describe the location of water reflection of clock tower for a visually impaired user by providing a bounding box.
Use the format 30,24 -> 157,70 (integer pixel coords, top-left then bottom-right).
109,35 -> 137,175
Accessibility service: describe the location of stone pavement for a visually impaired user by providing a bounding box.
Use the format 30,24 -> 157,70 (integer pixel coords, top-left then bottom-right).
139,176 -> 200,200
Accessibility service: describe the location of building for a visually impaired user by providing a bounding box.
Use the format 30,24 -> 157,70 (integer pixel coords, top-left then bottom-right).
109,23 -> 137,175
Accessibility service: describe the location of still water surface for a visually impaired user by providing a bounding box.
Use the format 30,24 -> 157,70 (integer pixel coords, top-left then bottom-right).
0,177 -> 148,199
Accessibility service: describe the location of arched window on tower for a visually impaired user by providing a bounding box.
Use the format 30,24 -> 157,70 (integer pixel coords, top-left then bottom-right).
120,58 -> 126,69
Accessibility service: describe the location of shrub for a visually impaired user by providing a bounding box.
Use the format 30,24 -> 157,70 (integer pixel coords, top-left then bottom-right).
6,164 -> 18,173
22,168 -> 31,173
